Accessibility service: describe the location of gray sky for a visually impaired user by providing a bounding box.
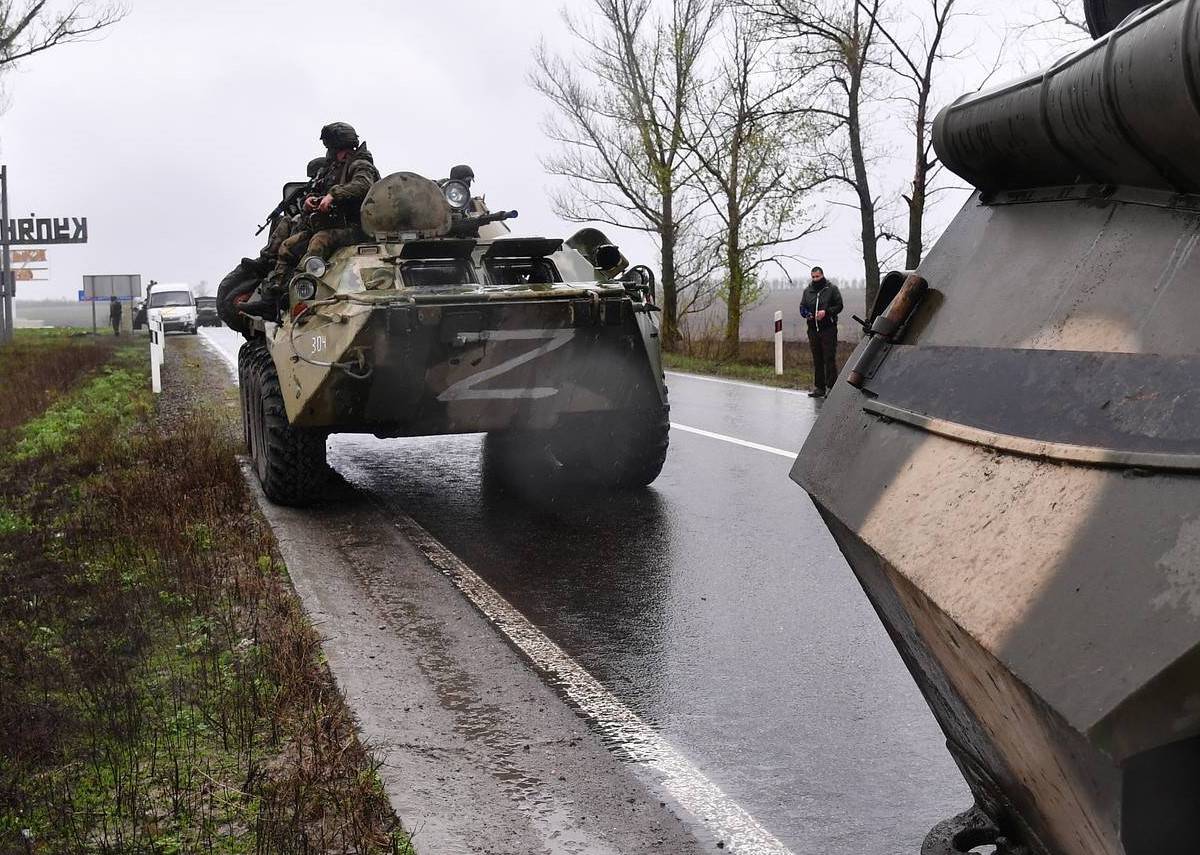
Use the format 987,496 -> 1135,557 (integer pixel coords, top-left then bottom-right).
3,0 -> 1060,301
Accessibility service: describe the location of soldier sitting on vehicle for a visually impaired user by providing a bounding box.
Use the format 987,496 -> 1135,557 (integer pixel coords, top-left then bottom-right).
273,122 -> 379,278
258,156 -> 329,266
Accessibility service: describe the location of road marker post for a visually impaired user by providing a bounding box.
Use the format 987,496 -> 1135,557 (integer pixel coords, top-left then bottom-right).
774,311 -> 784,375
149,317 -> 163,394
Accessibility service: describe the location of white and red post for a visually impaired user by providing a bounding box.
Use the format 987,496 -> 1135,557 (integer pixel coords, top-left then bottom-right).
149,317 -> 163,394
774,311 -> 784,376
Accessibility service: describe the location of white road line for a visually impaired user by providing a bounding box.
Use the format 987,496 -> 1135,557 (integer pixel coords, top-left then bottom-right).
671,423 -> 799,461
666,370 -> 810,397
388,510 -> 795,855
199,329 -> 239,380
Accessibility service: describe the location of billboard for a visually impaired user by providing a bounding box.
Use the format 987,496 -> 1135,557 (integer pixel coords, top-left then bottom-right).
83,274 -> 142,300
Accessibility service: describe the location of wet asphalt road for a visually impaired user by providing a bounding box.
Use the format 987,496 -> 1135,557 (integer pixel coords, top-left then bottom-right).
204,328 -> 968,854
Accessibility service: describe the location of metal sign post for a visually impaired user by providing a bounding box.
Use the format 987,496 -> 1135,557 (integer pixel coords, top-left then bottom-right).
1,166 -> 12,345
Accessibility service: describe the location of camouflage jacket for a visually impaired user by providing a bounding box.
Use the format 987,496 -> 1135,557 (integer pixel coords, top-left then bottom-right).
321,143 -> 379,226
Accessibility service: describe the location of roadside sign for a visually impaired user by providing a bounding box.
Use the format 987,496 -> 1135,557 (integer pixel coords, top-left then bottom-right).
83,274 -> 142,300
3,215 -> 88,245
12,249 -> 46,264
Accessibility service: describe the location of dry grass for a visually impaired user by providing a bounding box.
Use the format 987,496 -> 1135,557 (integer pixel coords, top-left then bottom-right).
0,330 -> 116,435
667,337 -> 859,390
0,332 -> 410,854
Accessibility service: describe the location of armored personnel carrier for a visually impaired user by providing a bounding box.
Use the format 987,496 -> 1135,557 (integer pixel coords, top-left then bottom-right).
231,171 -> 668,506
792,1 -> 1200,853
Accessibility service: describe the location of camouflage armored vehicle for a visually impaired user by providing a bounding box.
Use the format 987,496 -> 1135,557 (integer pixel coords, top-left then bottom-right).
792,1 -> 1200,853
230,171 -> 668,506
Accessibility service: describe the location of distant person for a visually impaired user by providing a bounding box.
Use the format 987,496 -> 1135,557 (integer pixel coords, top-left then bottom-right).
108,296 -> 122,336
800,266 -> 843,398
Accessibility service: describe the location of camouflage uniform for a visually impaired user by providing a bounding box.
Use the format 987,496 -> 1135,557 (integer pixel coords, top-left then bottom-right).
273,124 -> 379,277
259,157 -> 329,265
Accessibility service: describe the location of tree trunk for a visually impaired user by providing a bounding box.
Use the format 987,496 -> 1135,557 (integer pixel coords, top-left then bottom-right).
847,84 -> 881,319
659,193 -> 680,351
906,100 -> 929,271
722,211 -> 743,360
905,173 -> 926,271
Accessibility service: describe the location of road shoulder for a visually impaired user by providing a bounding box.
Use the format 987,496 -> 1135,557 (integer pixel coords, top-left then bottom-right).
193,335 -> 709,854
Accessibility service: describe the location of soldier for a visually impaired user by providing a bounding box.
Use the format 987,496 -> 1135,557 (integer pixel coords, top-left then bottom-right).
108,296 -> 122,336
272,122 -> 379,280
258,156 -> 329,265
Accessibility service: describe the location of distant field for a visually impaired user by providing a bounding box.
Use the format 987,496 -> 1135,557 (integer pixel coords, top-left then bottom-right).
14,300 -> 105,329
683,287 -> 868,341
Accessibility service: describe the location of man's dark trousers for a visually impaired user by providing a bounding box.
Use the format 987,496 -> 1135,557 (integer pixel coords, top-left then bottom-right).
807,325 -> 838,392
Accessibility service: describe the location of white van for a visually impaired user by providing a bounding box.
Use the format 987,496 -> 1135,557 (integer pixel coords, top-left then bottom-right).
146,283 -> 198,335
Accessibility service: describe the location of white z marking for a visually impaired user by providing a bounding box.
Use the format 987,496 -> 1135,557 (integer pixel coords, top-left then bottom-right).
437,329 -> 575,402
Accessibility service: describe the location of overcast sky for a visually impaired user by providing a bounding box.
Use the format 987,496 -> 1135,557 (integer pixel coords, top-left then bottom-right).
2,0 -> 1062,300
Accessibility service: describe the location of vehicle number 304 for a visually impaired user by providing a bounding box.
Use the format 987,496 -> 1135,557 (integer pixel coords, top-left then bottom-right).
310,335 -> 327,355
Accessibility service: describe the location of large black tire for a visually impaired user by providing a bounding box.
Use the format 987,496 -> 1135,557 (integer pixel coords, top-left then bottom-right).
240,339 -> 328,506
486,392 -> 670,492
217,258 -> 267,338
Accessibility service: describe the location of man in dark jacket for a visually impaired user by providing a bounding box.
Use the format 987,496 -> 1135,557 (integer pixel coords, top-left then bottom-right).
108,296 -> 122,336
800,266 -> 843,398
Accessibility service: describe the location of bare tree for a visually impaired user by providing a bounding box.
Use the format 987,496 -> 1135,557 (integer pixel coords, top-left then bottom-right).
857,0 -> 960,270
736,0 -> 889,314
686,14 -> 822,357
530,0 -> 719,349
0,1 -> 124,70
1027,0 -> 1091,38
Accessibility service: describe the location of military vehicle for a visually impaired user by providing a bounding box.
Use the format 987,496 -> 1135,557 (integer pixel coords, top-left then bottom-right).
792,1 -> 1200,853
226,171 -> 668,506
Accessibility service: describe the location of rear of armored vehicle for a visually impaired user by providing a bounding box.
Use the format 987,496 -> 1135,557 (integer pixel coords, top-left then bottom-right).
240,196 -> 669,505
791,2 -> 1200,853
274,235 -> 663,434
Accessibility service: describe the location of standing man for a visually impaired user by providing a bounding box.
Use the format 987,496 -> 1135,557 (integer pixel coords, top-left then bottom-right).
108,295 -> 122,336
800,266 -> 843,398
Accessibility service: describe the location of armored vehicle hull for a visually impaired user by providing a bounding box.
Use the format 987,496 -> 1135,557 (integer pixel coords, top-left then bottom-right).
232,173 -> 669,506
792,2 -> 1200,853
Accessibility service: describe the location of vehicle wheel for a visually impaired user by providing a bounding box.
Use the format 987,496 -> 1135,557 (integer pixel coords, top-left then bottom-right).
241,338 -> 328,506
482,430 -> 559,493
552,398 -> 671,488
217,258 -> 266,338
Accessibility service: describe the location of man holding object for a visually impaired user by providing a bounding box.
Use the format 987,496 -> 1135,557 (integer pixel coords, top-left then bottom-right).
800,266 -> 842,398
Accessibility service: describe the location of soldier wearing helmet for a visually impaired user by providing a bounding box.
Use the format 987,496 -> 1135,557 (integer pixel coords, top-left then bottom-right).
270,122 -> 380,282
258,156 -> 329,264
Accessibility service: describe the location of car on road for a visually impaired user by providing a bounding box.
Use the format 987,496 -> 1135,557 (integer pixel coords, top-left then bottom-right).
228,170 -> 669,507
195,295 -> 219,327
147,283 -> 198,335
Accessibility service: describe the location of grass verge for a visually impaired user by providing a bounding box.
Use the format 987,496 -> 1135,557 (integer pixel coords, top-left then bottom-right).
0,331 -> 411,854
664,339 -> 859,391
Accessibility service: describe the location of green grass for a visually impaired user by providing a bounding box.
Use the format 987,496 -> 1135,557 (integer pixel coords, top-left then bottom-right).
0,334 -> 411,855
665,352 -> 816,390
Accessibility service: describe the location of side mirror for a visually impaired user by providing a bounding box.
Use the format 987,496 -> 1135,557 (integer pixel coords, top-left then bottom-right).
595,244 -> 622,271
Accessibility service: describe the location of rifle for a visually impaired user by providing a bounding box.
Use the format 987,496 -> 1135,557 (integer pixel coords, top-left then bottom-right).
447,209 -> 518,237
255,177 -> 321,236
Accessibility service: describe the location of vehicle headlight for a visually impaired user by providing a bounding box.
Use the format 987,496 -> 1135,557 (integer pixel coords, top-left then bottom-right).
301,255 -> 327,278
442,179 -> 471,212
293,276 -> 318,302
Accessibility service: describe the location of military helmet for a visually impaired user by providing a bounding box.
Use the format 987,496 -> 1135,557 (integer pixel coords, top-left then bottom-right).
449,164 -> 475,183
306,157 -> 327,179
320,122 -> 359,150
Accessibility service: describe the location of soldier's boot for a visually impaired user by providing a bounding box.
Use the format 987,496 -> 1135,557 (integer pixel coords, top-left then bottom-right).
237,270 -> 290,321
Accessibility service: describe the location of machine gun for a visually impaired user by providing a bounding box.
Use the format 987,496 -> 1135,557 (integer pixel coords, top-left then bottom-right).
447,209 -> 518,238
